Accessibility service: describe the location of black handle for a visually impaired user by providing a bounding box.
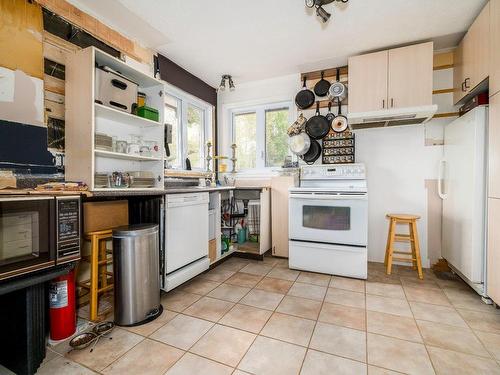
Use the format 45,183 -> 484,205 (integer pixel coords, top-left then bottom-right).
461,82 -> 466,92
315,101 -> 320,115
321,71 -> 325,80
465,78 -> 471,89
337,97 -> 342,115
111,79 -> 128,90
336,68 -> 340,82
109,101 -> 128,110
328,101 -> 332,112
303,76 -> 307,88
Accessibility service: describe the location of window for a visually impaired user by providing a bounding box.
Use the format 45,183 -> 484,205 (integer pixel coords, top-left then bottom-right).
231,103 -> 291,170
164,86 -> 212,170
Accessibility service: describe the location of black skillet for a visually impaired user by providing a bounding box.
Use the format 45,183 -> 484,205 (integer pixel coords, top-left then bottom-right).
314,71 -> 331,97
306,101 -> 330,140
295,77 -> 315,110
301,138 -> 321,164
325,101 -> 335,126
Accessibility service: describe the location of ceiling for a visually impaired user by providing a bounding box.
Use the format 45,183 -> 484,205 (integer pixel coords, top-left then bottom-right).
68,0 -> 487,88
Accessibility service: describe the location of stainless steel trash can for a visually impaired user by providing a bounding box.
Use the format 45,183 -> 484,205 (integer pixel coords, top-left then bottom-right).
112,224 -> 162,326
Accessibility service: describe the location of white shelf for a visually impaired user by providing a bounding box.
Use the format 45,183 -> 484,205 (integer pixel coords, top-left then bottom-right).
95,103 -> 162,128
95,149 -> 162,161
211,248 -> 235,265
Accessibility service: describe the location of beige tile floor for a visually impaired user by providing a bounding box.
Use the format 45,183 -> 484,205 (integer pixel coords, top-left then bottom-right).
37,257 -> 500,375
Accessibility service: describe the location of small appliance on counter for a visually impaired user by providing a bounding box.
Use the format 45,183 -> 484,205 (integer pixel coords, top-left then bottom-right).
288,164 -> 368,279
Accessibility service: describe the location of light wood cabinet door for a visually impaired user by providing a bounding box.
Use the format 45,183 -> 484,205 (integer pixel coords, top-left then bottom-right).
271,176 -> 297,258
468,2 -> 490,90
453,40 -> 466,104
348,51 -> 388,113
489,94 -> 500,198
488,197 -> 500,304
491,0 -> 500,97
387,42 -> 433,109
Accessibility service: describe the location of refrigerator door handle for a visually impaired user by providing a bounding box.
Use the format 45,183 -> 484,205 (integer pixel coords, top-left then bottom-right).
438,159 -> 447,199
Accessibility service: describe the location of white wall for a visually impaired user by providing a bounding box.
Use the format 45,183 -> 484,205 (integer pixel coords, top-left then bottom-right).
217,66 -> 456,267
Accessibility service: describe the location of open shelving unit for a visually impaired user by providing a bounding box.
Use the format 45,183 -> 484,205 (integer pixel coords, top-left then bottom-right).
65,47 -> 165,191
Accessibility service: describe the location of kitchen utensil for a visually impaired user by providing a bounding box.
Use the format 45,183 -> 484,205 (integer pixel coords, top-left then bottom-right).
328,68 -> 348,102
295,77 -> 315,110
288,132 -> 311,156
332,97 -> 349,133
325,101 -> 335,126
95,66 -> 138,113
301,138 -> 321,164
306,102 -> 330,139
115,140 -> 128,154
127,143 -> 140,155
314,71 -> 331,97
287,113 -> 307,136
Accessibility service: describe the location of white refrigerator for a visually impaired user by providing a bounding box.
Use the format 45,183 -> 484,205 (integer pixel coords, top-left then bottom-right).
439,105 -> 488,296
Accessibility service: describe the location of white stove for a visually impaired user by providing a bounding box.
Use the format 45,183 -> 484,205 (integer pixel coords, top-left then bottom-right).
288,163 -> 368,279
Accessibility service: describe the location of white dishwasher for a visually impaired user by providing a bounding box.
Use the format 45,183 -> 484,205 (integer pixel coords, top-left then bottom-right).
163,192 -> 209,291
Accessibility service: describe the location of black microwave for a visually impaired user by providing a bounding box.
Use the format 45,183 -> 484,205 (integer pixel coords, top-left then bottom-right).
0,195 -> 81,281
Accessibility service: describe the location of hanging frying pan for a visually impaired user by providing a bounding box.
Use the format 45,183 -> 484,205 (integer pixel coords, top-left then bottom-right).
328,68 -> 348,102
301,138 -> 321,164
314,71 -> 331,97
288,132 -> 311,156
325,101 -> 335,126
332,97 -> 349,133
295,77 -> 315,110
306,102 -> 330,139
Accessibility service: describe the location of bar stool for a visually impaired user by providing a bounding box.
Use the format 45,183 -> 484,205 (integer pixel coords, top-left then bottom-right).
78,230 -> 114,321
384,214 -> 423,279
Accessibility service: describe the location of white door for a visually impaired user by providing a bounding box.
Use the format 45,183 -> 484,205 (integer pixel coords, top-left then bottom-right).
165,193 -> 209,274
289,192 -> 368,246
440,106 -> 487,283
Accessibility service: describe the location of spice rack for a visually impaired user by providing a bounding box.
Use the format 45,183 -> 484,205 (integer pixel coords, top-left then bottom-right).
322,129 -> 355,164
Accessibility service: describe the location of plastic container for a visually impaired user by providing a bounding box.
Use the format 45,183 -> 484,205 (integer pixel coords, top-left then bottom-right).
137,106 -> 159,122
237,228 -> 247,244
137,92 -> 146,107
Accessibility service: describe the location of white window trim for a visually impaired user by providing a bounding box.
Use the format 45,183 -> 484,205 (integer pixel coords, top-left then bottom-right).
229,101 -> 293,171
163,82 -> 213,171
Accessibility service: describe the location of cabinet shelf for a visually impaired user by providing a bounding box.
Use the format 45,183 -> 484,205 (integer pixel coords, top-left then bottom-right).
94,149 -> 162,161
95,103 -> 162,128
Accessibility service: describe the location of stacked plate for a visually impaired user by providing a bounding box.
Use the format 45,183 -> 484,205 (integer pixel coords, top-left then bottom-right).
130,177 -> 155,188
95,133 -> 113,151
94,173 -> 109,188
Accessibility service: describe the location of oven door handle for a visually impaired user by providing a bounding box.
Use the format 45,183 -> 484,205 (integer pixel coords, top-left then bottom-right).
289,193 -> 367,200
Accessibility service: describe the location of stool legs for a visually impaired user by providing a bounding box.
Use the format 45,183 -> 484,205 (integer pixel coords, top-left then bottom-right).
386,218 -> 396,275
90,235 -> 99,321
411,221 -> 423,279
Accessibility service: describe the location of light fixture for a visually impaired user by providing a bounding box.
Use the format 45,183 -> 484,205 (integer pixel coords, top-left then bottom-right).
305,0 -> 348,24
219,74 -> 235,92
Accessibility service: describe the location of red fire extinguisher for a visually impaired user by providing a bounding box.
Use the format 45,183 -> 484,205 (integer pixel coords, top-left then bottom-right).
49,269 -> 76,341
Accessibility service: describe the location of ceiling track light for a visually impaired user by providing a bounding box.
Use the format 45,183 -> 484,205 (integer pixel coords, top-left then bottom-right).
305,0 -> 348,24
219,74 -> 235,92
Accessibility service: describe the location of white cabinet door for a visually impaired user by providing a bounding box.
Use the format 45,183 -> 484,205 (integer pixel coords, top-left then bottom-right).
388,42 -> 433,109
491,0 -> 500,97
348,51 -> 388,113
489,94 -> 500,198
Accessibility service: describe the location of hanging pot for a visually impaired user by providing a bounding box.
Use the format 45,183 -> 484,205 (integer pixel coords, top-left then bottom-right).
301,138 -> 321,164
325,101 -> 335,126
332,97 -> 349,133
306,102 -> 330,140
328,68 -> 348,102
288,132 -> 311,156
314,71 -> 331,97
295,77 -> 315,110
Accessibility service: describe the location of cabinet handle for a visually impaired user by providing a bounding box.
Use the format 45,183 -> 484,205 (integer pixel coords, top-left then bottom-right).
465,78 -> 471,89
391,98 -> 394,108
461,82 -> 466,92
382,99 -> 385,109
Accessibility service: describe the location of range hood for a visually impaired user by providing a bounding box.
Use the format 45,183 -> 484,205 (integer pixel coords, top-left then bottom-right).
347,105 -> 438,130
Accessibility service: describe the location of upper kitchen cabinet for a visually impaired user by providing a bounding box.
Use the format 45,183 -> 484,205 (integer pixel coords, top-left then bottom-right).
491,0 -> 500,97
387,42 -> 433,109
348,51 -> 388,113
65,47 -> 165,191
454,2 -> 490,103
348,42 -> 433,117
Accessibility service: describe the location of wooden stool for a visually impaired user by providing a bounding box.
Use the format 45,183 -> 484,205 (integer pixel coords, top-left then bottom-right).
384,214 -> 423,279
77,229 -> 114,321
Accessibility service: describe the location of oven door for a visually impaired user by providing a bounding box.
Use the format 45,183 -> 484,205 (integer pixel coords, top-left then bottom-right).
0,196 -> 56,280
289,192 -> 368,246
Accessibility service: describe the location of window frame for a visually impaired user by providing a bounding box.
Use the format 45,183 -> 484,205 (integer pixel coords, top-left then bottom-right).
230,101 -> 293,170
163,83 -> 213,171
